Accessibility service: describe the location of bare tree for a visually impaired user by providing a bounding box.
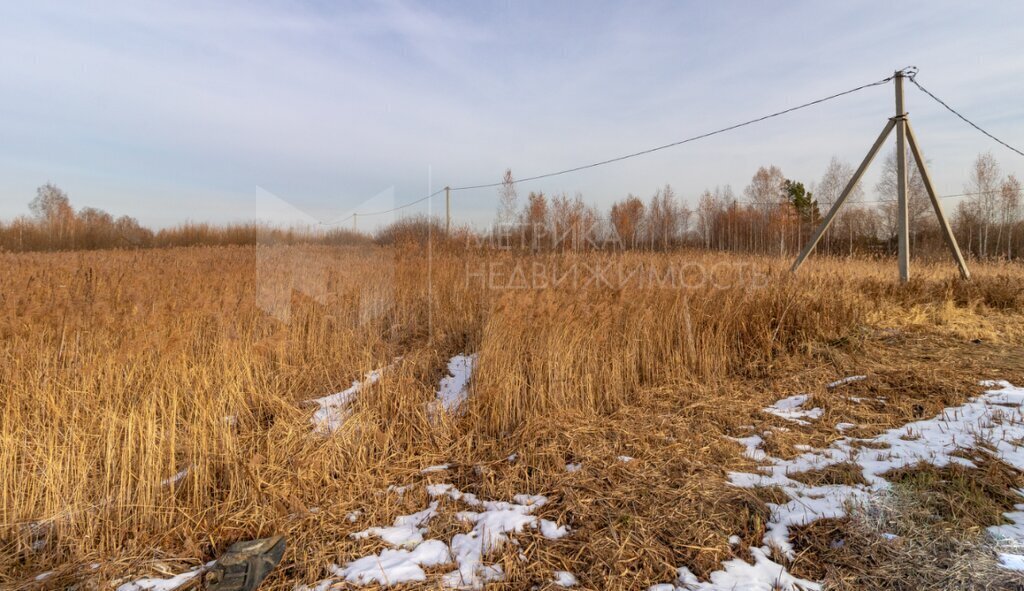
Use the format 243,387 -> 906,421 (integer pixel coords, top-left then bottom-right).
875,150 -> 931,250
817,157 -> 865,253
610,194 -> 645,249
29,183 -> 75,248
1000,174 -> 1022,259
696,189 -> 719,249
964,152 -> 1002,257
497,169 -> 518,228
520,191 -> 549,250
744,166 -> 786,253
645,184 -> 683,250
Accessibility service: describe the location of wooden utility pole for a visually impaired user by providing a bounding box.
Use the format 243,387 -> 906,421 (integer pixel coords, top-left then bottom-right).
445,186 -> 451,234
791,68 -> 969,282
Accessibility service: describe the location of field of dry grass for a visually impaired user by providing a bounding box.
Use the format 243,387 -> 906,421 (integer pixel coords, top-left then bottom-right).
2,245 -> 1024,590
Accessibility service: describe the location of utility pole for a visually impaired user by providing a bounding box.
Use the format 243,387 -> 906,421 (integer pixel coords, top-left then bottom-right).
894,70 -> 910,282
791,67 -> 969,282
445,186 -> 451,234
353,213 -> 357,233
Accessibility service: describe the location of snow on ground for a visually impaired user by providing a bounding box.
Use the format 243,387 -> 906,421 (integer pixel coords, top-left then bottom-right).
762,394 -> 824,425
826,375 -> 867,389
732,381 -> 1024,559
116,562 -> 213,591
160,466 -> 190,487
114,381 -> 1024,591
306,483 -> 570,589
999,552 -> 1024,570
647,380 -> 1024,590
552,570 -> 577,587
309,367 -> 387,433
433,354 -> 477,414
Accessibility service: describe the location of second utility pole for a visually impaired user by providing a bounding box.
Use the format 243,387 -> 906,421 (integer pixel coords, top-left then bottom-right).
445,186 -> 451,234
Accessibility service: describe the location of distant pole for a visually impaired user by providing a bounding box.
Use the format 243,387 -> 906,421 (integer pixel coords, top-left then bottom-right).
353,213 -> 357,233
895,70 -> 910,283
445,186 -> 451,234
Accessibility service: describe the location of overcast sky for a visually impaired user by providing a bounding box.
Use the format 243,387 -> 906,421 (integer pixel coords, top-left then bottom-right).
1,0 -> 1022,229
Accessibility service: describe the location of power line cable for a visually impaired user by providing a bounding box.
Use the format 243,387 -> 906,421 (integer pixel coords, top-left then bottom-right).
908,74 -> 1024,158
319,188 -> 447,225
323,68 -> 1018,226
449,74 -> 899,191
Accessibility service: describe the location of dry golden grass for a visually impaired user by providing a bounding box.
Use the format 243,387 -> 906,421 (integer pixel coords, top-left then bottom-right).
1,246 -> 1023,590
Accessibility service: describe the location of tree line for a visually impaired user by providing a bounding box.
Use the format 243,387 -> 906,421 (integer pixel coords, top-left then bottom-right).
491,151 -> 1022,259
0,184 -> 369,252
2,151 -> 1020,259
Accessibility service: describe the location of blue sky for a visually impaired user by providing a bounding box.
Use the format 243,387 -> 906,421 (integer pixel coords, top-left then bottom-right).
1,0 -> 1022,229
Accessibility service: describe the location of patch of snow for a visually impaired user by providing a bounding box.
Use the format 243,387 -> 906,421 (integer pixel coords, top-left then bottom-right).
117,562 -> 213,591
835,422 -> 857,432
332,539 -> 451,586
352,502 -> 439,548
540,519 -> 571,539
565,463 -> 582,473
617,456 -> 635,463
999,553 -> 1024,570
730,381 -> 1024,559
160,466 -> 190,487
432,354 -> 477,415
763,394 -> 823,425
421,464 -> 450,474
728,435 -> 767,461
553,570 -> 577,587
650,548 -> 819,590
323,484 -> 570,588
309,367 -> 387,433
827,375 -> 867,389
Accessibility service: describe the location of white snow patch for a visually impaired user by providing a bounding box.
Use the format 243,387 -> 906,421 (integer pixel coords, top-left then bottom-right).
117,562 -> 213,591
999,553 -> 1024,570
160,466 -> 190,487
827,375 -> 867,389
421,464 -> 450,474
617,455 -> 635,463
553,570 -> 577,587
763,394 -> 823,425
352,502 -> 439,548
309,367 -> 386,433
565,463 -> 582,473
835,422 -> 857,432
433,354 -> 477,414
323,484 -> 570,588
730,381 -> 1024,559
650,548 -> 819,590
332,539 -> 451,586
